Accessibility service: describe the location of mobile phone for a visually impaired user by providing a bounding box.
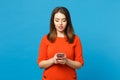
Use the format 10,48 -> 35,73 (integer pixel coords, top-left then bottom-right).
57,53 -> 64,59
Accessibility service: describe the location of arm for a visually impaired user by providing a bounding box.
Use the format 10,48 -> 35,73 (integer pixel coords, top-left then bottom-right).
38,58 -> 54,69
69,36 -> 84,69
66,58 -> 83,69
38,54 -> 59,69
38,35 -> 54,69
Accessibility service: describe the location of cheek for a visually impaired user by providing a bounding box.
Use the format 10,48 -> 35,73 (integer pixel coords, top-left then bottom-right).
54,21 -> 58,26
63,22 -> 67,27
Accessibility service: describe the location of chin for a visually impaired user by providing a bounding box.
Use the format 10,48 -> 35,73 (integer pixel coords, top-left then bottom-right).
58,30 -> 64,33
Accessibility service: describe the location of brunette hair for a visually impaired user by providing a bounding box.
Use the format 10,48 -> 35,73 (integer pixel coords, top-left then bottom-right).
47,7 -> 75,43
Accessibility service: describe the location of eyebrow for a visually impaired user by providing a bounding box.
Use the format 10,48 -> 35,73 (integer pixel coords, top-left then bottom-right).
55,18 -> 66,20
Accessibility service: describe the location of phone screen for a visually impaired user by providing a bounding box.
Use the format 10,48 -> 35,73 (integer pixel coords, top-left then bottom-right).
57,54 -> 64,59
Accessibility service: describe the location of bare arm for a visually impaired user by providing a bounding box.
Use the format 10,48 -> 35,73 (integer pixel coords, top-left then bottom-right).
66,58 -> 83,69
38,54 -> 59,69
38,58 -> 54,69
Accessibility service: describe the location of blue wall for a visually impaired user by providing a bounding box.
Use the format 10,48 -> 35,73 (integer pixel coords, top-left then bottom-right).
0,0 -> 120,80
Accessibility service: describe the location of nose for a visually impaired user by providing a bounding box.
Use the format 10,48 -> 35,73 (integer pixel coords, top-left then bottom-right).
59,20 -> 62,25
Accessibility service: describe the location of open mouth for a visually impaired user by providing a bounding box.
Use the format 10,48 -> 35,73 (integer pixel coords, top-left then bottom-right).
58,26 -> 63,29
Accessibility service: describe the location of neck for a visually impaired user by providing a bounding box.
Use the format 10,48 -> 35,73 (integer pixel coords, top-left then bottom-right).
57,31 -> 65,37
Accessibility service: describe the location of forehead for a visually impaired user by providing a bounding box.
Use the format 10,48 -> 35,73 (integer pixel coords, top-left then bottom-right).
54,12 -> 66,18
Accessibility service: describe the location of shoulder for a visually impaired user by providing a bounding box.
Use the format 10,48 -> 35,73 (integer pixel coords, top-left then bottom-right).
42,34 -> 48,40
74,34 -> 81,41
40,34 -> 49,43
73,34 -> 82,44
39,34 -> 51,46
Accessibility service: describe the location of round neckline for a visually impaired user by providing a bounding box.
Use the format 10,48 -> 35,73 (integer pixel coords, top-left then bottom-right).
56,36 -> 67,39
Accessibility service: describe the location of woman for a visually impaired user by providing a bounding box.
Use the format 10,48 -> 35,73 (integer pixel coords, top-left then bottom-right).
38,6 -> 84,80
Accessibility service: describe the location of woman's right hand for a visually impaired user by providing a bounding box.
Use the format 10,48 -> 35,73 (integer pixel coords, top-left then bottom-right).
53,54 -> 58,64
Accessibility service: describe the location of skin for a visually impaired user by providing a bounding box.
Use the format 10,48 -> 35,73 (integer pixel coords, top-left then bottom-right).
39,12 -> 82,69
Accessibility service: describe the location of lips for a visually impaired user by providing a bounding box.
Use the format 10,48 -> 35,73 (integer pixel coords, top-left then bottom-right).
58,26 -> 63,29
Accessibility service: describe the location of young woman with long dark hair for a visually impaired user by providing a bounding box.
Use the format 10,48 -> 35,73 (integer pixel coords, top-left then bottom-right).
38,6 -> 84,80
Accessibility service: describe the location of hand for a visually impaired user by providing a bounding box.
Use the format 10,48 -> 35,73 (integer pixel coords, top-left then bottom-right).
56,53 -> 67,64
52,54 -> 58,64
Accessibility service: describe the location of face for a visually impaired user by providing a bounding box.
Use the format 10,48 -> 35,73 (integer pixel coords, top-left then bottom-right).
54,12 -> 67,33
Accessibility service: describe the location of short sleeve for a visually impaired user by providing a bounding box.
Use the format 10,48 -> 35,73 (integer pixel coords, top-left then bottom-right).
37,35 -> 48,64
74,36 -> 84,66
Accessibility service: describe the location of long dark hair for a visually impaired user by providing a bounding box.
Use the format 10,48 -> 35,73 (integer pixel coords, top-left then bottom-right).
47,7 -> 75,43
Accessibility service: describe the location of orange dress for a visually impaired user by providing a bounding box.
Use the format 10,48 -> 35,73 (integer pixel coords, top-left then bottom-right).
38,35 -> 84,80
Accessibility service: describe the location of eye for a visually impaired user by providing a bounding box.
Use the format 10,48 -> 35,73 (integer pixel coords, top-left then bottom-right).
63,20 -> 66,22
55,20 -> 59,22
62,19 -> 66,22
55,18 -> 59,22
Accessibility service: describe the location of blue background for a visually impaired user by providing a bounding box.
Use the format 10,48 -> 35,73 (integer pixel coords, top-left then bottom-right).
0,0 -> 120,80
